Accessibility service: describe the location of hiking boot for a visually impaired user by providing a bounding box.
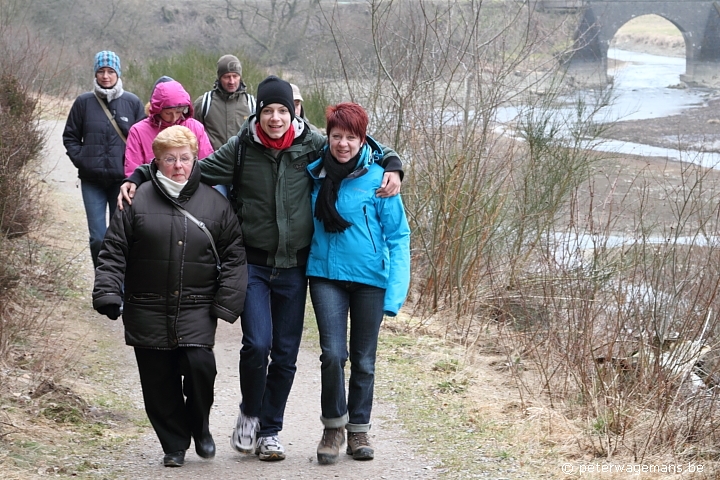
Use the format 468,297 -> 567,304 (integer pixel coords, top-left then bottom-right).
230,410 -> 259,454
346,432 -> 374,460
317,427 -> 345,465
256,434 -> 286,461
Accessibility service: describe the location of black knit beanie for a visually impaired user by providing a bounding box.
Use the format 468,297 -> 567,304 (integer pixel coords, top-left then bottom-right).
256,75 -> 295,117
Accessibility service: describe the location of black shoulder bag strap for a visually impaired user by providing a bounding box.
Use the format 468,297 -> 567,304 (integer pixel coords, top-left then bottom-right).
227,132 -> 248,218
172,203 -> 222,274
93,92 -> 127,143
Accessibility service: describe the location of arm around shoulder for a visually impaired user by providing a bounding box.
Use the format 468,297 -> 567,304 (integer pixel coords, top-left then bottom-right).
197,135 -> 239,186
372,138 -> 404,180
127,162 -> 153,185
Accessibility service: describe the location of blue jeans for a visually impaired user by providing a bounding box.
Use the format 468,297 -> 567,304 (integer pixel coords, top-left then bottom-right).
309,277 -> 385,433
213,184 -> 229,198
81,180 -> 121,268
239,264 -> 307,436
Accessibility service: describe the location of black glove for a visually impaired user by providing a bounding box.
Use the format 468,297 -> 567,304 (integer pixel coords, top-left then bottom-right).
97,304 -> 121,320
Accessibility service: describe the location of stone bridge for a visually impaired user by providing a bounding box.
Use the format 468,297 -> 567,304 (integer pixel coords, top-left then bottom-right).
551,0 -> 720,86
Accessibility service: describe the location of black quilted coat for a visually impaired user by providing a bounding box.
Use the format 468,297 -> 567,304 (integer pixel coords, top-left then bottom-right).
63,91 -> 145,186
92,161 -> 247,349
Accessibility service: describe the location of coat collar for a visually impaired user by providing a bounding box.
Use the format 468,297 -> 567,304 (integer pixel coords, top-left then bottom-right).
214,81 -> 248,100
149,159 -> 202,204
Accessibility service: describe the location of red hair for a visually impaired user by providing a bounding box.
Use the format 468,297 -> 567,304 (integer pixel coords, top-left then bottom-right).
325,102 -> 368,142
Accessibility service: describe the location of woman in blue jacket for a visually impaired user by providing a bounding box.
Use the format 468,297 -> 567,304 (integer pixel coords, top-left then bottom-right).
307,103 -> 410,465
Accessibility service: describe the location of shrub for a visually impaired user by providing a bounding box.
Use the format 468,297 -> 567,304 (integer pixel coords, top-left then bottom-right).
301,85 -> 331,130
0,74 -> 44,238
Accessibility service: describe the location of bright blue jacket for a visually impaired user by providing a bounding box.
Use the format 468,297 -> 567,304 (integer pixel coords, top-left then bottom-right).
306,138 -> 411,316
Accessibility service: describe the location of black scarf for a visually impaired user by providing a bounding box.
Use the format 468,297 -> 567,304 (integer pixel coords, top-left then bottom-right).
314,148 -> 361,233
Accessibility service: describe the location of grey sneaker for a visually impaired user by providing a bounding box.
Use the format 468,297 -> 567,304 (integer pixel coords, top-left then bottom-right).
256,434 -> 286,461
346,431 -> 374,460
317,427 -> 345,465
230,410 -> 259,454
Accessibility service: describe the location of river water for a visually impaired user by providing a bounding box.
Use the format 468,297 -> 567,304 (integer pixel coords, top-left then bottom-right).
596,48 -> 720,168
604,47 -> 700,121
498,48 -> 720,168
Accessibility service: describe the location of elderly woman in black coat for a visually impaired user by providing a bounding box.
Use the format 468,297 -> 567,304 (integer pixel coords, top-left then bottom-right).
92,125 -> 247,468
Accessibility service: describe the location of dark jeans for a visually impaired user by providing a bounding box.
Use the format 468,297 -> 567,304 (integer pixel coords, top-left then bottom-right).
80,180 -> 121,268
134,347 -> 217,454
309,277 -> 385,433
239,264 -> 307,437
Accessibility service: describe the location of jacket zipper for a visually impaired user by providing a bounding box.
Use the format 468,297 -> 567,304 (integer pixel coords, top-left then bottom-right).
363,206 -> 377,253
173,216 -> 187,345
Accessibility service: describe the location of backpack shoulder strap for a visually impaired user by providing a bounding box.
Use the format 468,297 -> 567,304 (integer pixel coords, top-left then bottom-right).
245,93 -> 256,116
201,91 -> 213,119
228,131 -> 248,216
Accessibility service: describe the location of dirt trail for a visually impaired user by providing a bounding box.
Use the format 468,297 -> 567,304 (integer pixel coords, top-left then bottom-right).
40,119 -> 438,479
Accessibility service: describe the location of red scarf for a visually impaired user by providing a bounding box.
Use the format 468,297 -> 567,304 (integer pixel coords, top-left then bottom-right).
256,123 -> 295,150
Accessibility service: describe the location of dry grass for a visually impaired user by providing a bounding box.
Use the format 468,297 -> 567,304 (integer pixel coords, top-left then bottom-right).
0,168 -> 146,479
384,311 -> 720,478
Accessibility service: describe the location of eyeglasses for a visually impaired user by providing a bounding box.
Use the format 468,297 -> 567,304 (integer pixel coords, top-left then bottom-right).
160,155 -> 196,166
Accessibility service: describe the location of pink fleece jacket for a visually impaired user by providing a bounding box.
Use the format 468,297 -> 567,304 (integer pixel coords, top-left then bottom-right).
124,80 -> 214,177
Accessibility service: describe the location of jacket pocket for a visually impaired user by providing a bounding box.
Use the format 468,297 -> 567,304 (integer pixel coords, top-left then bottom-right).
184,294 -> 214,304
363,206 -> 378,253
127,293 -> 163,304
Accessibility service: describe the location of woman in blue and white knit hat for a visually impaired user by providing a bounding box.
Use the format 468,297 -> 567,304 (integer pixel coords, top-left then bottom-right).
93,50 -> 122,94
62,51 -> 145,270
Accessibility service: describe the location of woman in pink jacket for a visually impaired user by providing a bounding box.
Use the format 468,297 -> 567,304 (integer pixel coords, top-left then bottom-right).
125,80 -> 214,177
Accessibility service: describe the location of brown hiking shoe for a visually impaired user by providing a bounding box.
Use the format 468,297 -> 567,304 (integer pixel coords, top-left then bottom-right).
346,431 -> 374,460
317,427 -> 345,465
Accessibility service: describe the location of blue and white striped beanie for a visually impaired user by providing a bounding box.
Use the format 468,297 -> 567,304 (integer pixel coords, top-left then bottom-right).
94,51 -> 121,77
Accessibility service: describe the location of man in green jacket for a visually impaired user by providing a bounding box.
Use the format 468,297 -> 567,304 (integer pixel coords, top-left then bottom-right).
119,76 -> 401,462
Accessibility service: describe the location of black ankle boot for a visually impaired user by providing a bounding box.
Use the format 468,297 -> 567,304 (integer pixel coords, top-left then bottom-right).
194,432 -> 216,459
163,449 -> 186,467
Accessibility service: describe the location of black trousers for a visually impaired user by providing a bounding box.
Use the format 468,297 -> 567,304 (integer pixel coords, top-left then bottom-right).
134,347 -> 217,454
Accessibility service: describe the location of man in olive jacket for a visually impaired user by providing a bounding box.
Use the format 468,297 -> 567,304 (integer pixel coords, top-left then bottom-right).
194,54 -> 256,151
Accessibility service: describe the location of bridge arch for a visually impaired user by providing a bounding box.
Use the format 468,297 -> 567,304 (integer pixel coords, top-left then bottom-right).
562,1 -> 720,86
